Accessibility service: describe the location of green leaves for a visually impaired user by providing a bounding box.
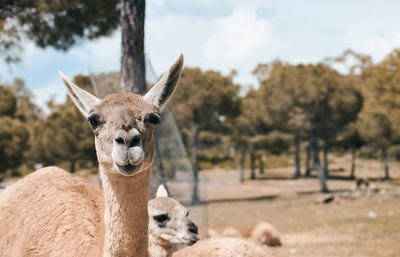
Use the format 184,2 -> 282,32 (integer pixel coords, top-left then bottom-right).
1,0 -> 120,63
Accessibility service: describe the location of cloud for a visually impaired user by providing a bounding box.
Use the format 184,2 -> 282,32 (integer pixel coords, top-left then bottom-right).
146,3 -> 281,86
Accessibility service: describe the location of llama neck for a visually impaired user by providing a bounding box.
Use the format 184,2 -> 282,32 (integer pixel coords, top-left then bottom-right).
100,164 -> 151,257
148,237 -> 173,257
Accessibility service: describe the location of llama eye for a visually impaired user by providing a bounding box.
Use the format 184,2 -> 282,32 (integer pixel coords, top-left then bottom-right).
153,214 -> 169,223
145,113 -> 161,127
88,114 -> 101,130
115,137 -> 125,144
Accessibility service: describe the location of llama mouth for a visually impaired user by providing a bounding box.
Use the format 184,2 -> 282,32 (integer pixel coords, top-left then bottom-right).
184,235 -> 200,246
115,162 -> 143,176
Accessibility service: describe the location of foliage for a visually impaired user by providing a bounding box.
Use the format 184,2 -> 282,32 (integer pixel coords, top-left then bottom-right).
29,75 -> 96,173
256,62 -> 363,141
360,49 -> 400,145
250,131 -> 292,155
0,117 -> 30,174
170,67 -> 240,134
0,85 -> 17,116
0,85 -> 30,175
1,0 -> 120,63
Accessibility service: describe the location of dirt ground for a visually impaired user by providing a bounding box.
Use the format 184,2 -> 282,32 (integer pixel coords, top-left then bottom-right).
183,155 -> 400,257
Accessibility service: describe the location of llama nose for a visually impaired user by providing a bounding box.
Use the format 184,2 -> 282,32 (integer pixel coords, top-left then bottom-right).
188,222 -> 198,234
114,128 -> 141,148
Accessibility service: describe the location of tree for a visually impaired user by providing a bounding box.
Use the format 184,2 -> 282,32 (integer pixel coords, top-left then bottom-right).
227,87 -> 271,182
11,78 -> 44,122
335,123 -> 364,179
360,49 -> 400,179
1,0 -> 120,63
33,75 -> 96,173
256,62 -> 362,192
0,85 -> 29,177
120,0 -> 146,93
254,62 -> 312,179
0,84 -> 17,116
169,67 -> 240,203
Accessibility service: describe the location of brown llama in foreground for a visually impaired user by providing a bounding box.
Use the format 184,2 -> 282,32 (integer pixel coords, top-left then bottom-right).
0,55 -> 184,257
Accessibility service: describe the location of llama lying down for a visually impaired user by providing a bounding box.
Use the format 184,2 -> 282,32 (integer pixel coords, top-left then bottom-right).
148,184 -> 200,257
0,55 -> 184,257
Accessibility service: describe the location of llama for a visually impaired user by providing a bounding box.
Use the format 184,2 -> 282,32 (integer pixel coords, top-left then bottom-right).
173,237 -> 278,257
0,54 -> 184,257
221,226 -> 243,238
148,185 -> 199,257
250,221 -> 282,247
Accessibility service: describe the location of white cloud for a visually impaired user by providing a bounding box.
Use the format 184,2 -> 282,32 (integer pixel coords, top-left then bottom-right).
146,3 -> 281,87
201,8 -> 281,85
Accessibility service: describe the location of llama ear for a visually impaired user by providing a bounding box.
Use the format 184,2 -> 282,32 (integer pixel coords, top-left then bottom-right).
144,54 -> 183,110
59,71 -> 101,118
156,184 -> 168,198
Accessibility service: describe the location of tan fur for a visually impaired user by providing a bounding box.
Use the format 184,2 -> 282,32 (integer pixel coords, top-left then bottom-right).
251,221 -> 282,247
221,226 -> 242,238
0,55 -> 184,257
173,237 -> 278,257
205,228 -> 219,239
0,167 -> 104,257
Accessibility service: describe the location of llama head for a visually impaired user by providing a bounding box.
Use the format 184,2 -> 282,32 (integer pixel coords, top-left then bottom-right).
59,54 -> 183,176
148,185 -> 200,246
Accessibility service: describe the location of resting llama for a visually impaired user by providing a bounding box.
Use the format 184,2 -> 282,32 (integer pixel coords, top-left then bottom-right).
173,237 -> 278,257
0,55 -> 184,257
148,184 -> 199,257
251,221 -> 282,247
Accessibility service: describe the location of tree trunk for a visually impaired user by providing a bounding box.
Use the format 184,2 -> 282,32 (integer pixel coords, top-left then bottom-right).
311,134 -> 329,193
382,146 -> 390,180
191,128 -> 199,204
323,141 -> 329,178
258,155 -> 264,175
305,143 -> 311,177
294,136 -> 301,178
350,147 -> 356,179
70,160 -> 75,174
120,0 -> 146,94
238,145 -> 246,183
250,153 -> 256,180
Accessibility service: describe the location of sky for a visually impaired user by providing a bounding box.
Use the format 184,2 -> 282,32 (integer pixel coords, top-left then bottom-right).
1,0 -> 400,109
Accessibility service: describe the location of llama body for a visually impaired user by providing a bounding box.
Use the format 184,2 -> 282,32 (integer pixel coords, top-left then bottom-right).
251,221 -> 282,247
173,237 -> 277,257
0,167 -> 104,256
0,55 -> 183,257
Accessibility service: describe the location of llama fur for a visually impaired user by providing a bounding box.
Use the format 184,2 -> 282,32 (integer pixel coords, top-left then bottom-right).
251,221 -> 282,247
173,237 -> 277,257
147,185 -> 199,257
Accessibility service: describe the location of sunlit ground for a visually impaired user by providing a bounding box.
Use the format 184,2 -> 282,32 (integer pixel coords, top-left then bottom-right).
188,154 -> 400,257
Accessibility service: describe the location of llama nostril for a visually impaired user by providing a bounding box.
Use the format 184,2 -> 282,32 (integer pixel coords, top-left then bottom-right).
129,136 -> 141,147
188,222 -> 198,234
